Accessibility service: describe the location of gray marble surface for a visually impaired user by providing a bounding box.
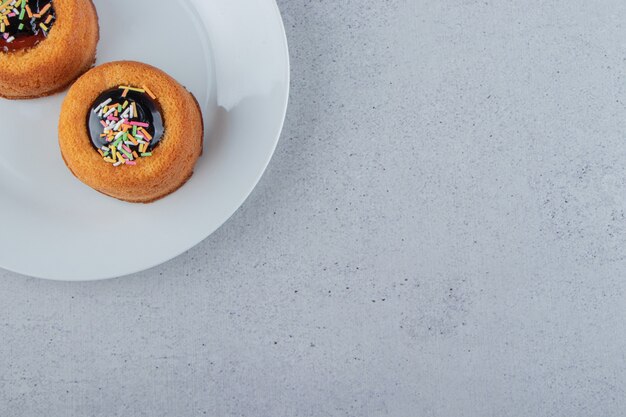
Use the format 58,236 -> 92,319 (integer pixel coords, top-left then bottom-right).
1,1 -> 626,416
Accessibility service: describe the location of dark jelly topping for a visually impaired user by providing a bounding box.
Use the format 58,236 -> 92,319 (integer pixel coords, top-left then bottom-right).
88,86 -> 164,167
0,0 -> 56,53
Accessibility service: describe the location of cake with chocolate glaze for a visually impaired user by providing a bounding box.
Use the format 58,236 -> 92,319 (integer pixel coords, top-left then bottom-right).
58,61 -> 204,203
0,0 -> 99,99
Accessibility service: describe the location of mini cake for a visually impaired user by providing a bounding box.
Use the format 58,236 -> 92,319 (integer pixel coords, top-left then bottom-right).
58,61 -> 204,203
0,0 -> 99,99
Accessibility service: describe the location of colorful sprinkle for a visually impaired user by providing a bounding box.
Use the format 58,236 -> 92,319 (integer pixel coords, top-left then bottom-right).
0,0 -> 55,52
90,85 -> 161,167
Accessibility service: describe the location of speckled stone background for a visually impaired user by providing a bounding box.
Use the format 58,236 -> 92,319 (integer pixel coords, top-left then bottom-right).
1,1 -> 626,416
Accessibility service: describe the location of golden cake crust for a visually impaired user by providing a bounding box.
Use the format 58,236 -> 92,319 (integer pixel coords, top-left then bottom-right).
58,61 -> 204,203
0,0 -> 99,99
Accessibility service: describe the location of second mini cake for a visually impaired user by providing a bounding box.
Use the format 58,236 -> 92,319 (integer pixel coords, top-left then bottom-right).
0,0 -> 99,99
58,61 -> 204,203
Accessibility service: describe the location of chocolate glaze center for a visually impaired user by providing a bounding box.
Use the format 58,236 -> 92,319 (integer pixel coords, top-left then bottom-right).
0,0 -> 56,53
88,88 -> 165,153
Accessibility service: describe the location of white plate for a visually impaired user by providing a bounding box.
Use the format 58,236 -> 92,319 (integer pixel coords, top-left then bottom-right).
0,0 -> 289,280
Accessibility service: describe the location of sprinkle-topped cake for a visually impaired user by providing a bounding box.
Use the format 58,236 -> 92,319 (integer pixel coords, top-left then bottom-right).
59,61 -> 204,203
0,0 -> 98,99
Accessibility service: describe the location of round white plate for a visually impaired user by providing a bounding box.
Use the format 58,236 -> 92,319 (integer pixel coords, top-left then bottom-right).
0,0 -> 289,280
